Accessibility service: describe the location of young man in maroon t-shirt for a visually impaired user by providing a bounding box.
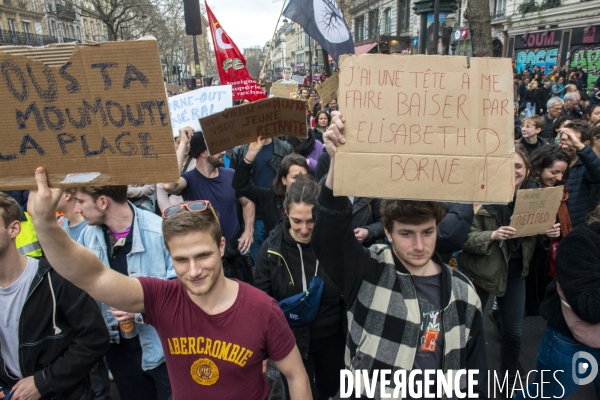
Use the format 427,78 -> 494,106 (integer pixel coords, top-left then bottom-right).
27,167 -> 311,400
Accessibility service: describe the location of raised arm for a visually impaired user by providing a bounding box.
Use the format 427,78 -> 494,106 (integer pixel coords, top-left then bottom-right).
29,168 -> 145,314
313,111 -> 373,308
231,137 -> 273,206
162,126 -> 192,194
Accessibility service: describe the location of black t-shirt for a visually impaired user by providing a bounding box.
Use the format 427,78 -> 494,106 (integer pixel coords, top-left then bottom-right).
406,273 -> 444,399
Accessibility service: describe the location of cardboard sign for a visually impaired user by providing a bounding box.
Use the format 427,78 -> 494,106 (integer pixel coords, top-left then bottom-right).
307,97 -> 317,114
0,41 -> 179,189
292,75 -> 304,84
333,54 -> 515,203
510,186 -> 563,237
271,82 -> 298,98
168,85 -> 232,137
316,71 -> 339,107
199,98 -> 307,154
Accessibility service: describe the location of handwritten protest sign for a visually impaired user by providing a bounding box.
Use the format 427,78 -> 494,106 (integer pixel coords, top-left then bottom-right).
271,82 -> 298,98
168,85 -> 232,137
0,41 -> 179,189
199,98 -> 307,154
510,186 -> 563,237
316,71 -> 339,107
333,54 -> 515,203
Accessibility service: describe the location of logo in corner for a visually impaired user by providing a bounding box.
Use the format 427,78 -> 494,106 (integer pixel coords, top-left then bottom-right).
191,358 -> 219,386
572,351 -> 598,386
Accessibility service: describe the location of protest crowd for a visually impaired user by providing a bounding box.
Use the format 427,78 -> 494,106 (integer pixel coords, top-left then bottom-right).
1,2 -> 600,400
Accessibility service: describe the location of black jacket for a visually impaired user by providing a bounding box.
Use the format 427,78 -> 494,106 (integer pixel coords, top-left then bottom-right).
538,86 -> 552,114
227,138 -> 293,178
437,203 -> 475,263
0,259 -> 109,399
539,114 -> 555,141
254,220 -> 343,359
566,145 -> 600,227
231,159 -> 284,234
349,197 -> 385,247
540,221 -> 600,340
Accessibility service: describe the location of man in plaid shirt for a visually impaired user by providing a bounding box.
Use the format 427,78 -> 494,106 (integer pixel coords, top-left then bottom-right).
312,112 -> 488,399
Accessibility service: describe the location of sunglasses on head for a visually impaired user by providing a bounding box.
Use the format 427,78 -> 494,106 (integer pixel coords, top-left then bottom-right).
162,200 -> 218,222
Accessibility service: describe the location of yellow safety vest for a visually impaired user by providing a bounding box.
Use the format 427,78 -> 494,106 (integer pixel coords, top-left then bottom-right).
15,212 -> 42,257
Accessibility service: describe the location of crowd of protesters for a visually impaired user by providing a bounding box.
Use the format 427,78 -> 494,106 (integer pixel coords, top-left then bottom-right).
0,60 -> 599,400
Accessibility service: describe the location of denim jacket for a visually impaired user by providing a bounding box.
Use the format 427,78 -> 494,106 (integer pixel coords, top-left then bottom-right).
78,204 -> 176,370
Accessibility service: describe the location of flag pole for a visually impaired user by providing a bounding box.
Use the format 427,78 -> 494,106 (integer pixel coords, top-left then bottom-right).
259,0 -> 287,81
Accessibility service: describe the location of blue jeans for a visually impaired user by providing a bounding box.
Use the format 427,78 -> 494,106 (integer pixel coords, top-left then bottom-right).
516,325 -> 600,399
250,218 -> 267,262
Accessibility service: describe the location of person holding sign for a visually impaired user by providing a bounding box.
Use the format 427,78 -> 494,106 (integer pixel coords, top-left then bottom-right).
26,168 -> 312,400
313,111 -> 488,398
232,141 -> 308,236
254,175 -> 344,400
525,145 -> 572,315
460,145 -> 561,396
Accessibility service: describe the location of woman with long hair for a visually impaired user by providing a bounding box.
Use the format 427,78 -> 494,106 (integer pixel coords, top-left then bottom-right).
586,103 -> 600,126
525,145 -> 572,316
232,139 -> 309,236
312,110 -> 331,144
255,175 -> 344,400
460,145 -> 561,395
523,79 -> 542,117
516,204 -> 600,399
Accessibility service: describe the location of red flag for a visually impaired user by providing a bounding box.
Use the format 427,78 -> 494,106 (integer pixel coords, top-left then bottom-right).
205,2 -> 266,102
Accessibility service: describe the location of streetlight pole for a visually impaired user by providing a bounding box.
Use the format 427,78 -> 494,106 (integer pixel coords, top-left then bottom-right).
432,0 -> 440,54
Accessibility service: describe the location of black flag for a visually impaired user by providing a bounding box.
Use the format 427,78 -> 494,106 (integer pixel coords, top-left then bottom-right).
283,0 -> 354,65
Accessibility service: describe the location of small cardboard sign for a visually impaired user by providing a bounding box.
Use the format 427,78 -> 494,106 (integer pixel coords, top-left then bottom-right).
316,71 -> 339,107
271,82 -> 298,98
333,54 -> 515,203
0,41 -> 179,189
510,186 -> 563,237
199,97 -> 307,154
168,85 -> 233,137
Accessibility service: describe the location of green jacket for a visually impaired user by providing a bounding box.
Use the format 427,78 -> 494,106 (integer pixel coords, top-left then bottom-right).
459,207 -> 539,297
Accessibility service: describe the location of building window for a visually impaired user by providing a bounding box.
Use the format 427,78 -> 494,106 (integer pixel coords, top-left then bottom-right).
76,26 -> 81,41
305,33 -> 309,47
297,53 -> 304,63
354,15 -> 365,42
30,0 -> 37,12
8,19 -> 17,33
368,9 -> 379,39
384,8 -> 392,34
398,0 -> 411,33
23,21 -> 31,34
50,21 -> 57,37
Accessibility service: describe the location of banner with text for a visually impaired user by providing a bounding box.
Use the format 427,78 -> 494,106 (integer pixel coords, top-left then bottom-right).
334,54 -> 515,203
316,71 -> 339,107
199,98 -> 307,154
0,41 -> 179,190
168,85 -> 232,137
510,186 -> 563,237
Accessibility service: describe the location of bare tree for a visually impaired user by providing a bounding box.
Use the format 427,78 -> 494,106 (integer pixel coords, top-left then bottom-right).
464,0 -> 493,57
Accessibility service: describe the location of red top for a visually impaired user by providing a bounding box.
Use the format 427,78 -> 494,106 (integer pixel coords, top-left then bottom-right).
139,278 -> 296,400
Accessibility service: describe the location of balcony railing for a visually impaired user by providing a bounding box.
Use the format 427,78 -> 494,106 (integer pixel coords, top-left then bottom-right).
3,0 -> 12,6
0,29 -> 59,46
490,9 -> 506,18
55,3 -> 77,20
62,37 -> 80,43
